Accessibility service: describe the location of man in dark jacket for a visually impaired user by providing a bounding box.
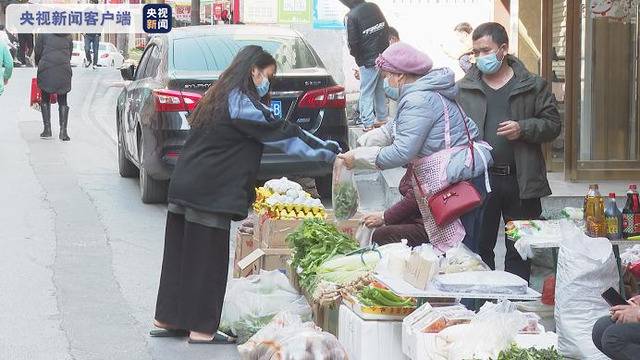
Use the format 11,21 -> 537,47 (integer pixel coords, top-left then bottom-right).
457,22 -> 561,282
339,0 -> 389,130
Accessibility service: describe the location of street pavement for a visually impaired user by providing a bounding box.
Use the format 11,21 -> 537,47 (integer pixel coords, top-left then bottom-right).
0,67 -> 240,359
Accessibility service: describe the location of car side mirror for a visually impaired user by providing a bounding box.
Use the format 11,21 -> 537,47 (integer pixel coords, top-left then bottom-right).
121,64 -> 135,81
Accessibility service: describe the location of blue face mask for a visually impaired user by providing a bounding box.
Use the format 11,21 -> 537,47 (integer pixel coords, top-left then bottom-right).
383,78 -> 400,100
476,47 -> 505,75
256,77 -> 270,98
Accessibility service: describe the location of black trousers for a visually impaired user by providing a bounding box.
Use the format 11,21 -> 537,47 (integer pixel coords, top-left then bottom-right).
593,316 -> 640,360
41,91 -> 68,106
154,211 -> 230,334
478,173 -> 541,282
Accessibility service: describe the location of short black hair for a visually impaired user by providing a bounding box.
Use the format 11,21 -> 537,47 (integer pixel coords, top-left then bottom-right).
388,27 -> 399,40
472,22 -> 509,46
454,22 -> 473,34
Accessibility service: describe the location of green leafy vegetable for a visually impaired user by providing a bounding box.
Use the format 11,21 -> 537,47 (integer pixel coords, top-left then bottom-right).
333,183 -> 359,220
287,219 -> 359,292
357,285 -> 414,307
494,344 -> 564,360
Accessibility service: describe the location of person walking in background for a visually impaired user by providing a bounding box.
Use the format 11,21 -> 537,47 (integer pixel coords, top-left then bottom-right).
339,0 -> 390,131
0,40 -> 14,96
352,26 -> 400,125
35,33 -> 73,141
457,22 -> 561,282
151,46 -> 339,344
339,42 -> 493,253
84,33 -> 100,69
17,32 -> 34,67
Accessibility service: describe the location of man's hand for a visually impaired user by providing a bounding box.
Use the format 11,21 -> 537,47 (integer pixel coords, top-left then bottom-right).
337,151 -> 355,170
497,120 -> 522,141
611,304 -> 640,324
364,213 -> 384,228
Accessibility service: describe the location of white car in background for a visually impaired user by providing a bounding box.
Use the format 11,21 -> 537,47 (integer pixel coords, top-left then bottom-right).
71,41 -> 125,68
71,41 -> 86,67
97,42 -> 125,68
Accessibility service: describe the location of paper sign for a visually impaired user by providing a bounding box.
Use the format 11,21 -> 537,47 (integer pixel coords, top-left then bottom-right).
312,0 -> 346,29
278,0 -> 311,23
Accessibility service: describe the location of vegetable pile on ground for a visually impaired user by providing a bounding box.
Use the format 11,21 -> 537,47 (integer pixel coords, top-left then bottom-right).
287,219 -> 359,291
357,284 -> 415,307
494,344 -> 564,360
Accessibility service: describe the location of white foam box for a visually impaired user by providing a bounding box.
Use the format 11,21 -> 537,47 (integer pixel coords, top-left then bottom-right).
338,305 -> 409,360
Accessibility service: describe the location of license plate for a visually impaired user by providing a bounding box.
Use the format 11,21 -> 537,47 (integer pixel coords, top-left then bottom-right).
271,100 -> 283,118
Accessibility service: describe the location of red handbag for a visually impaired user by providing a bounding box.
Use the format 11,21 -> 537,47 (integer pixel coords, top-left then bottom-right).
30,78 -> 57,111
413,97 -> 482,227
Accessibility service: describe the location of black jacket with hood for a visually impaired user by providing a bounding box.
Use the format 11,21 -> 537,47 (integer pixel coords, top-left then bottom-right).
340,0 -> 389,67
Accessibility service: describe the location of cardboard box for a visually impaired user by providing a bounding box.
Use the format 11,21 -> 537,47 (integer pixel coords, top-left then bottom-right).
232,231 -> 260,277
257,212 -> 365,249
339,305 -> 408,360
257,214 -> 303,249
235,248 -> 292,277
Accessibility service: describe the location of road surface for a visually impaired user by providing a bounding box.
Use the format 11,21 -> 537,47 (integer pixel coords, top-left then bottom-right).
0,67 -> 240,360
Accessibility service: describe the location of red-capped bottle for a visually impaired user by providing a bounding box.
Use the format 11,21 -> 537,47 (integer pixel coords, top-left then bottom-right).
623,184 -> 640,238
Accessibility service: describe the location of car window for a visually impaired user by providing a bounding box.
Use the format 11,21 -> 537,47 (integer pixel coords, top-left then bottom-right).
172,35 -> 318,72
143,46 -> 162,78
135,46 -> 153,80
99,43 -> 107,51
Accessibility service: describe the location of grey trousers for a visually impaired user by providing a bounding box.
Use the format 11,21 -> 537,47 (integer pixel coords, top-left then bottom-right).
592,316 -> 640,360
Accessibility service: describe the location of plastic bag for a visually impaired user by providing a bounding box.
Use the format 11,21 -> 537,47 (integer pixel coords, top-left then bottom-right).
433,271 -> 528,295
435,301 -> 527,360
555,221 -> 618,359
375,240 -> 411,278
355,223 -> 373,247
332,158 -> 360,220
238,311 -> 348,360
441,244 -> 490,273
219,270 -> 312,344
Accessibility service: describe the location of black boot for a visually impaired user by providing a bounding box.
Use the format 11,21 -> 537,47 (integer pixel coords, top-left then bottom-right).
40,102 -> 52,138
59,105 -> 70,141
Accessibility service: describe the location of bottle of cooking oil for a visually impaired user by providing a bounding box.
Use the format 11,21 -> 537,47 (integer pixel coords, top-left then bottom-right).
584,184 -> 606,238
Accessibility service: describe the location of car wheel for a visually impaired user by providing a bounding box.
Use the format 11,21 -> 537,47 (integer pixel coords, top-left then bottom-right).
117,123 -> 138,178
314,174 -> 333,200
139,142 -> 168,204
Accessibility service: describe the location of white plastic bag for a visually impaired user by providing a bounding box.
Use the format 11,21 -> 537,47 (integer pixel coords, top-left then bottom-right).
355,223 -> 373,247
435,301 -> 527,360
375,239 -> 412,278
238,311 -> 348,360
441,244 -> 490,273
332,158 -> 360,220
555,221 -> 618,359
219,270 -> 311,344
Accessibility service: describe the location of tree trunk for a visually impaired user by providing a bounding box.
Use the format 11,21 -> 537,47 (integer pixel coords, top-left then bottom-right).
191,0 -> 200,26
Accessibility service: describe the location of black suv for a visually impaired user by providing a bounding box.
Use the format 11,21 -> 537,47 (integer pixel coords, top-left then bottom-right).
117,25 -> 349,203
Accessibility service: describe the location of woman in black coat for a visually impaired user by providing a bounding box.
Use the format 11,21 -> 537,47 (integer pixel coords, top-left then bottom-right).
35,33 -> 72,141
151,46 -> 339,344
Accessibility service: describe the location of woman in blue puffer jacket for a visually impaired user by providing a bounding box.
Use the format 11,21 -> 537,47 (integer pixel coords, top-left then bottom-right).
340,42 -> 493,253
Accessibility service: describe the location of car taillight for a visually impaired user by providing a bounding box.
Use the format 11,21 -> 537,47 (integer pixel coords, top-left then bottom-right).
298,85 -> 346,109
101,53 -> 109,58
153,89 -> 202,112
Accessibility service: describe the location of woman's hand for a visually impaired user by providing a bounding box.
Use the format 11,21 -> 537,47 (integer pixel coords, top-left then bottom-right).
611,303 -> 640,324
337,151 -> 355,170
364,213 -> 385,228
629,295 -> 640,306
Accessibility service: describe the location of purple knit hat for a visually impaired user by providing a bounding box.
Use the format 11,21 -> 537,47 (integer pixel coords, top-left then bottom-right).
376,42 -> 434,76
